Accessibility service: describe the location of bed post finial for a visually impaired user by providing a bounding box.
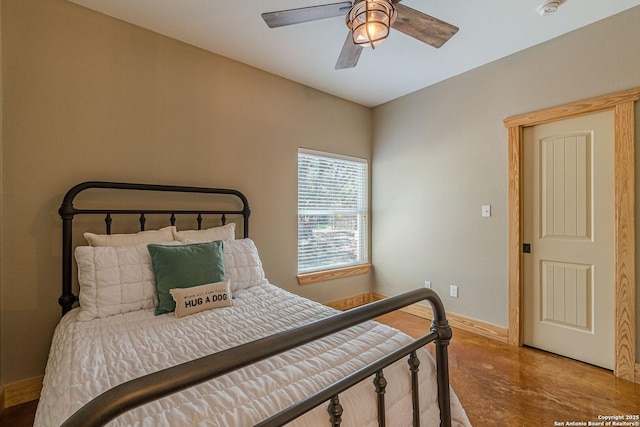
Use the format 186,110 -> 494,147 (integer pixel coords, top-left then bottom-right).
327,395 -> 343,426
373,370 -> 387,426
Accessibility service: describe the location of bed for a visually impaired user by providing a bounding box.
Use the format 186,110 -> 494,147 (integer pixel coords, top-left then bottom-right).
35,181 -> 471,427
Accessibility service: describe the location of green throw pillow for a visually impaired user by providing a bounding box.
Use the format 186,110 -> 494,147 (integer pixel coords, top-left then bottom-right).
148,241 -> 225,315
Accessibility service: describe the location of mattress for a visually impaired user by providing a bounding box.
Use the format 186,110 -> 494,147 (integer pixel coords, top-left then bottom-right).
35,283 -> 470,426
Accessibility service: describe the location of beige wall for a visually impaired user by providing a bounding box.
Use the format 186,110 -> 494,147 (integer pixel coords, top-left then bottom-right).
3,0 -> 640,390
372,6 -> 640,352
0,0 -> 372,384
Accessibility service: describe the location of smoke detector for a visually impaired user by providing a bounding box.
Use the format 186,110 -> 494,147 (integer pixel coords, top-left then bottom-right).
538,1 -> 560,16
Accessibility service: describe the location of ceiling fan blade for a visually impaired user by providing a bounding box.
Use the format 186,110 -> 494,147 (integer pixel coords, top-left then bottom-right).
262,1 -> 352,28
392,3 -> 458,48
335,33 -> 363,70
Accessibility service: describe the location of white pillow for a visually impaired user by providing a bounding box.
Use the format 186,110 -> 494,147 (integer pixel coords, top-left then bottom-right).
84,226 -> 176,247
170,280 -> 232,318
222,239 -> 268,291
74,241 -> 180,321
172,223 -> 236,242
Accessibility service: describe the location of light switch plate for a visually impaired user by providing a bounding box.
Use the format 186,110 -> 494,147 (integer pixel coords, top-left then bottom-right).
482,205 -> 491,217
450,285 -> 458,298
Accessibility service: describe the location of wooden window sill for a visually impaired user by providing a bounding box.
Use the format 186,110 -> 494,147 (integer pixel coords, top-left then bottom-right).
297,264 -> 371,285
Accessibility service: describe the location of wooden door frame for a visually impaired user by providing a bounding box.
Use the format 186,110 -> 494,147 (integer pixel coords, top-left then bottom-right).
504,88 -> 640,382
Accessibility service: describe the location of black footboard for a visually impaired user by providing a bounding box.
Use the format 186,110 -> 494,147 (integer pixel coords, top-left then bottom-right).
61,288 -> 452,427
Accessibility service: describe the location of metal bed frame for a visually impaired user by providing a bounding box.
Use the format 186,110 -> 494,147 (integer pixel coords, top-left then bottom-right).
57,181 -> 454,427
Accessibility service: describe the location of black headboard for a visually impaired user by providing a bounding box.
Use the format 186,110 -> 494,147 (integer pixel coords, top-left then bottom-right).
58,181 -> 251,315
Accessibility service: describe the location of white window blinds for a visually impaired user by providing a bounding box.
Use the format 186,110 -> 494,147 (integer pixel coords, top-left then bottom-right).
297,149 -> 368,274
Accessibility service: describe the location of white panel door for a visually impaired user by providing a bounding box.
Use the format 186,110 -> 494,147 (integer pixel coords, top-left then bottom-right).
523,110 -> 615,369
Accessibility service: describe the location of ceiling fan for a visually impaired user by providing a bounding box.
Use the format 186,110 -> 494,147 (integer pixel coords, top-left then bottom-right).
262,1 -> 459,70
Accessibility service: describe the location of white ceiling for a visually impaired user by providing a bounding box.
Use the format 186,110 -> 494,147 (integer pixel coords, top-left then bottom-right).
68,0 -> 640,107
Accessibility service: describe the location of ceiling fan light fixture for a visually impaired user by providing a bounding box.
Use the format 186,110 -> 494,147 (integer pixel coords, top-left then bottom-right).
346,0 -> 397,49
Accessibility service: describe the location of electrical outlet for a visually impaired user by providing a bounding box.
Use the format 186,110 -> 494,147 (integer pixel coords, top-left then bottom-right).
424,281 -> 431,289
450,285 -> 459,298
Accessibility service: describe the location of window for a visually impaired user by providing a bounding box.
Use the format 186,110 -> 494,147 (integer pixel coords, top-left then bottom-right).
297,149 -> 369,276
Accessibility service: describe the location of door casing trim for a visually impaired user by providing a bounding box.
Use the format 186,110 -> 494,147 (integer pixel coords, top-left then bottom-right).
504,87 -> 640,382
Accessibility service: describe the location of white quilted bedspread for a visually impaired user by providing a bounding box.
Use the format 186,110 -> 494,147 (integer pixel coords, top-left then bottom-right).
35,284 -> 470,426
